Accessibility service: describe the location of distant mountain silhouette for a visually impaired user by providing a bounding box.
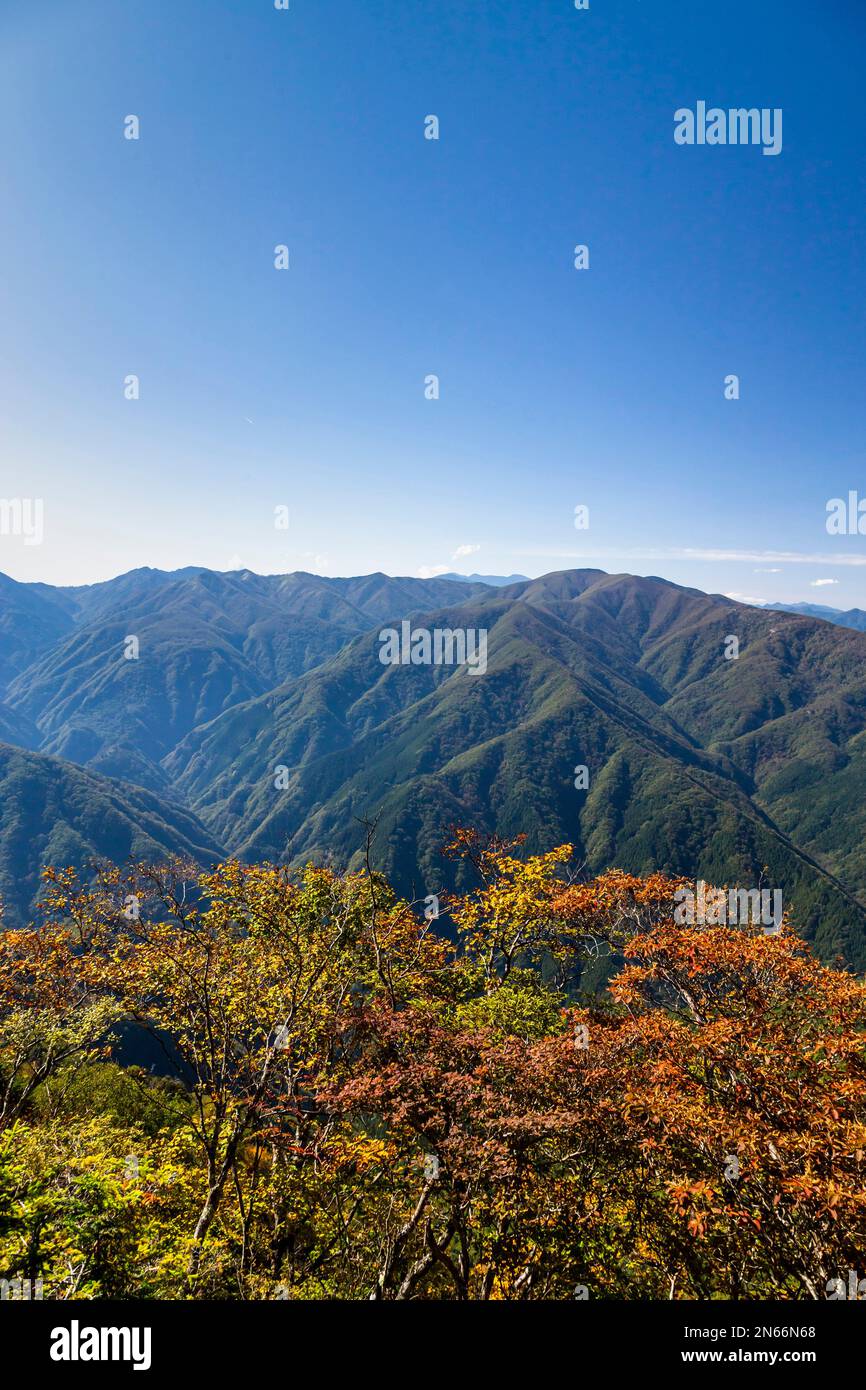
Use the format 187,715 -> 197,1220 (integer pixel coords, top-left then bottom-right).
440,572 -> 530,586
766,601 -> 866,632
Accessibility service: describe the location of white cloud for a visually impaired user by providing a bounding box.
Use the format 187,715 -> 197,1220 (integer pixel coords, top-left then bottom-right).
724,592 -> 764,605
754,567 -> 781,574
417,564 -> 450,579
811,578 -> 839,587
452,544 -> 480,561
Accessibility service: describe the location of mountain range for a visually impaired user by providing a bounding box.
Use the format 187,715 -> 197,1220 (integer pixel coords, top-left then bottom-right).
439,572 -> 529,587
765,600 -> 866,632
2,565 -> 866,968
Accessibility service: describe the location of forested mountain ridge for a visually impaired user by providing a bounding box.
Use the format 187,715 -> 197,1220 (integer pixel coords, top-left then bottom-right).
0,569 -> 487,792
0,742 -> 223,927
2,565 -> 866,964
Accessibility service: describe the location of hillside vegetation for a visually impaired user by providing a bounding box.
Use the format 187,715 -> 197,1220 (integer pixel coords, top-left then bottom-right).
0,835 -> 863,1301
3,567 -> 866,964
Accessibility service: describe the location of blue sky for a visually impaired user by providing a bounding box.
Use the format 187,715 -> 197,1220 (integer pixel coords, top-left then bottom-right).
1,0 -> 865,605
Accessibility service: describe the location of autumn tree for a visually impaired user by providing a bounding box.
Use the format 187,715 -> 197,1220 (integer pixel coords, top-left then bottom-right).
0,872 -> 121,1132
3,840 -> 864,1301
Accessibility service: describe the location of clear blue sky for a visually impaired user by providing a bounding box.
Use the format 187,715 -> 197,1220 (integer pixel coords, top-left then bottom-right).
1,0 -> 865,605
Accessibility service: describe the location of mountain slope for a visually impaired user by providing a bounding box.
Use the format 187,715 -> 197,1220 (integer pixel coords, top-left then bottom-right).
2,570 -> 487,790
165,571 -> 866,967
0,572 -> 76,688
0,743 -> 224,927
7,565 -> 866,966
0,702 -> 38,750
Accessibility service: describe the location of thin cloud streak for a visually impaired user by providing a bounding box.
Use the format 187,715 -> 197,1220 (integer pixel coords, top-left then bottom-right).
513,547 -> 866,568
